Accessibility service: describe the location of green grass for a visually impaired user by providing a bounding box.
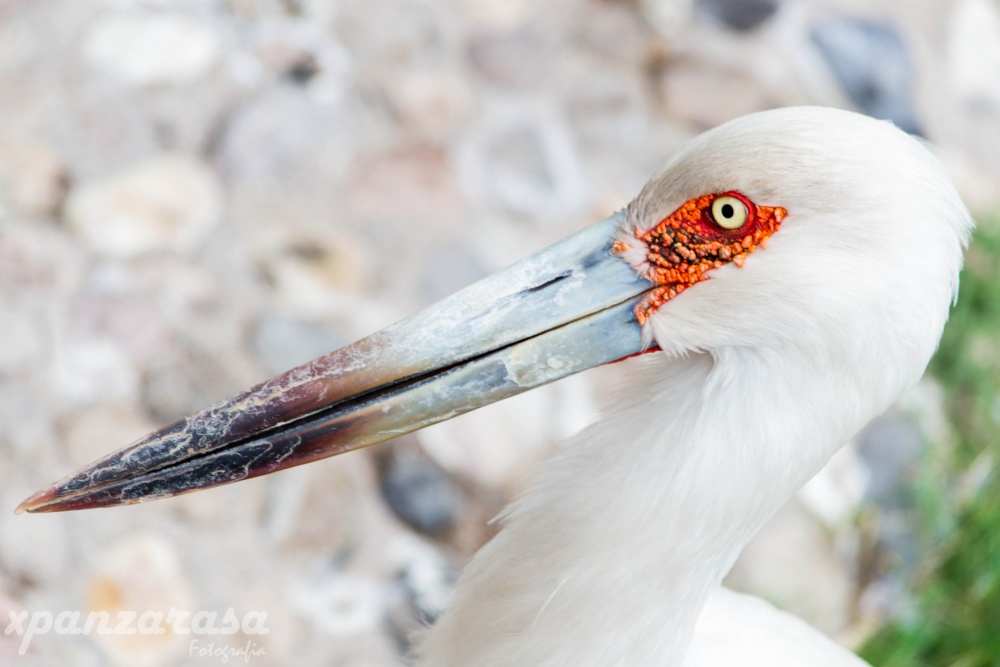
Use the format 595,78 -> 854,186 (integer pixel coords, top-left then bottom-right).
860,218 -> 1000,667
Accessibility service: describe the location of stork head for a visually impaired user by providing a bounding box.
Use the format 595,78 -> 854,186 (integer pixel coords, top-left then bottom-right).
621,107 -> 971,407
18,107 -> 972,513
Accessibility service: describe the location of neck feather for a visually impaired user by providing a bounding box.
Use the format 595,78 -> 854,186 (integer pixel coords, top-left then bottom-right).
416,347 -> 893,667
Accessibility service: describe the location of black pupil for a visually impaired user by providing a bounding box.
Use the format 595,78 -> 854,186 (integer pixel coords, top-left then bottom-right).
721,203 -> 734,219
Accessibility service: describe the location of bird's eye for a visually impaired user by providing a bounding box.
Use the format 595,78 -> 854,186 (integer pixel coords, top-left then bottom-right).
710,196 -> 748,230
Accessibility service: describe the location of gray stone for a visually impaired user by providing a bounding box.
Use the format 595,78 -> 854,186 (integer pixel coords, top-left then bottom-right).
810,18 -> 921,136
857,412 -> 923,509
217,87 -> 347,183
378,447 -> 463,537
696,0 -> 779,32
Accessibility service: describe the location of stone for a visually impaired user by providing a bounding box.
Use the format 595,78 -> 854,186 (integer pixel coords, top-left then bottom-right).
574,2 -> 649,63
250,17 -> 352,96
348,143 -> 466,228
252,224 -> 374,318
384,533 -> 457,650
467,29 -> 549,87
458,0 -> 538,30
0,221 -> 85,294
657,63 -> 768,130
726,498 -> 856,634
810,18 -> 921,135
639,0 -> 694,38
82,12 -> 221,86
386,71 -> 472,135
286,571 -> 386,637
799,442 -> 869,529
0,143 -> 69,218
696,0 -> 779,32
377,446 -> 463,537
856,411 -> 923,509
217,87 -> 345,182
566,68 -> 649,150
263,455 -> 371,562
336,0 -> 445,71
63,290 -> 175,373
458,109 -> 585,221
947,0 -> 1000,109
48,337 -> 141,408
65,154 -> 222,259
87,533 -> 196,667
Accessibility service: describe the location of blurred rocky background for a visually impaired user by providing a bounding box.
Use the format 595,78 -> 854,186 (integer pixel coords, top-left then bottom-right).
1,0 -> 999,665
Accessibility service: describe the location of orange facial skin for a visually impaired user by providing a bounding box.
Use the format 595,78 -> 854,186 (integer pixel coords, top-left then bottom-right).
616,191 -> 787,324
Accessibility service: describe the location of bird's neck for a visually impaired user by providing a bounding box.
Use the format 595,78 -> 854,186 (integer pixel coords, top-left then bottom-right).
417,349 -> 893,667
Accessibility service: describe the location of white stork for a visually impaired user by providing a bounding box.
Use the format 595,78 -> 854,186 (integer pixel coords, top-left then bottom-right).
19,107 -> 972,666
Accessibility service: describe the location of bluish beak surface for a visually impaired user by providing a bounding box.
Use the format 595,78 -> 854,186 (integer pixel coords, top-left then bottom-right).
18,214 -> 656,513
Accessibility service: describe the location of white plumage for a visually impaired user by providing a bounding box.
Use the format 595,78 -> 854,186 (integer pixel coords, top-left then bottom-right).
414,107 -> 972,666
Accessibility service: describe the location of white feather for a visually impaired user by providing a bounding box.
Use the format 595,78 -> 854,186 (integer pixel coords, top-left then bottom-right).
414,107 -> 973,666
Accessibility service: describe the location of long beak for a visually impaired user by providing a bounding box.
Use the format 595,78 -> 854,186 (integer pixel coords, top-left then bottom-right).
18,214 -> 655,513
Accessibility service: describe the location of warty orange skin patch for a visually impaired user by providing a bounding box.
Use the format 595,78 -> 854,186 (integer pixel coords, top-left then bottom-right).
617,192 -> 787,324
